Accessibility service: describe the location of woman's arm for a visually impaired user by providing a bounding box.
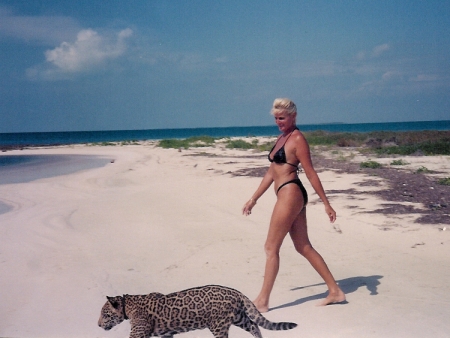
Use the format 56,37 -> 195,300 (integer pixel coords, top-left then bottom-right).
242,167 -> 274,216
295,133 -> 336,223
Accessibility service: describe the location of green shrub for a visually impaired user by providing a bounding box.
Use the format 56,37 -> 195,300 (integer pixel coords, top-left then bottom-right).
158,139 -> 190,149
304,131 -> 366,147
390,159 -> 409,166
438,177 -> 450,186
360,160 -> 382,169
417,141 -> 450,155
257,141 -> 275,152
158,135 -> 215,149
186,135 -> 215,144
225,139 -> 254,149
376,140 -> 450,156
120,140 -> 140,146
416,166 -> 431,174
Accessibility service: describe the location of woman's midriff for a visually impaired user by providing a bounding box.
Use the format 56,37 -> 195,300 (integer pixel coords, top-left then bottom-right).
271,164 -> 298,193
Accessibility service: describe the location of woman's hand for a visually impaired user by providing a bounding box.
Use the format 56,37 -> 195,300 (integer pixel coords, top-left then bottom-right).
242,198 -> 257,216
325,204 -> 337,223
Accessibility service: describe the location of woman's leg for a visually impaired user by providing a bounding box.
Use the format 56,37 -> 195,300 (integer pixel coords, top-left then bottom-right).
253,186 -> 304,313
289,209 -> 346,305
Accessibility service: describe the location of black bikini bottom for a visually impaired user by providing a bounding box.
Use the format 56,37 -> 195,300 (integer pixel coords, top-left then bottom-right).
277,178 -> 308,206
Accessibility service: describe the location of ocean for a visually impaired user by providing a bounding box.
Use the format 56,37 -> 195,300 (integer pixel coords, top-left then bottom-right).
1,120 -> 449,147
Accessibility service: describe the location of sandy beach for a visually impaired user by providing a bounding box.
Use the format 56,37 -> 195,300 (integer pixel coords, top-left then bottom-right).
1,141 -> 449,338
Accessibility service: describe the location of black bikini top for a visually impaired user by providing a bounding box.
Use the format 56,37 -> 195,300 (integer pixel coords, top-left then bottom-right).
268,128 -> 299,169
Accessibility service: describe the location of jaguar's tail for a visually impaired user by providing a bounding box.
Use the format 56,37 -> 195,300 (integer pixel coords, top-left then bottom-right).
243,298 -> 297,331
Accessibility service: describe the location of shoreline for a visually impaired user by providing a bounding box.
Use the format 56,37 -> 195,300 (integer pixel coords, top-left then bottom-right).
0,153 -> 113,185
0,143 -> 449,337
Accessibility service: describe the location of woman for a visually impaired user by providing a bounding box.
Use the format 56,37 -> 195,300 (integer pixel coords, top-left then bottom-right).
242,98 -> 345,312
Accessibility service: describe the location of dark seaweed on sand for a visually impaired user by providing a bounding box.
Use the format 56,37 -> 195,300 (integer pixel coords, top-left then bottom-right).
233,154 -> 449,226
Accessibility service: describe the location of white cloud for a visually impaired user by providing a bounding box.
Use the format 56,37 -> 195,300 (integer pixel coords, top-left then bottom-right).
45,28 -> 133,73
355,43 -> 390,60
409,74 -> 438,82
372,43 -> 390,57
356,51 -> 366,61
1,7 -> 134,79
381,70 -> 402,81
0,6 -> 80,44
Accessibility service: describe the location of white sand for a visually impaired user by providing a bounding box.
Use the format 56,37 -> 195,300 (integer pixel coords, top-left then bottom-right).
0,144 -> 449,338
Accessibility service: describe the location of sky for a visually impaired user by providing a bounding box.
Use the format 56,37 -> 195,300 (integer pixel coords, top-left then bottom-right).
1,0 -> 449,133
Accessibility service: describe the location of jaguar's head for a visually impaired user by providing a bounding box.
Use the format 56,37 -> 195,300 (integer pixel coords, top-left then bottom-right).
98,296 -> 127,330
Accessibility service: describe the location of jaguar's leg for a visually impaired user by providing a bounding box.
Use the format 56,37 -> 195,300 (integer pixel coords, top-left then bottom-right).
236,318 -> 263,338
209,321 -> 232,338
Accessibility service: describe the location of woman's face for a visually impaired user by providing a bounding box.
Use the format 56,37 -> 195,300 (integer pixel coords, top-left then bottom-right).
274,111 -> 296,133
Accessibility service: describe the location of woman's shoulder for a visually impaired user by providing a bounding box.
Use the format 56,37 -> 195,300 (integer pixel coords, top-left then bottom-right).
291,128 -> 307,142
289,129 -> 310,154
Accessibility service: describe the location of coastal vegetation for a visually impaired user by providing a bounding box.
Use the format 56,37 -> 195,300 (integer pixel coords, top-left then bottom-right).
156,130 -> 450,156
360,160 -> 383,169
390,159 -> 409,166
224,139 -> 257,149
224,139 -> 273,151
88,140 -> 140,146
415,166 -> 432,174
158,136 -> 215,149
438,177 -> 450,186
304,130 -> 450,155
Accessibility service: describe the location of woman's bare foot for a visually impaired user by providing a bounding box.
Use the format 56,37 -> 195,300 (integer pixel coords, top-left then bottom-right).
253,298 -> 269,313
316,288 -> 346,306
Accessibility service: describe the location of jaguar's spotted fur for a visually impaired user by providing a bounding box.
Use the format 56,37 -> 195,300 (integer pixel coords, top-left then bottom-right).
98,284 -> 297,338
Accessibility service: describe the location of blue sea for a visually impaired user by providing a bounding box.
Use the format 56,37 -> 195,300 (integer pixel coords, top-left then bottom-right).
1,120 -> 449,147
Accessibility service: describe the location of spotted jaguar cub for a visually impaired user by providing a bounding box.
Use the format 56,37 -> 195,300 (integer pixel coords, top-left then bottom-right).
98,284 -> 297,338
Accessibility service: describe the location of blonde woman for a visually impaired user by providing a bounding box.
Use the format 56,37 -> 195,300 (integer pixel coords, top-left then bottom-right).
242,98 -> 345,312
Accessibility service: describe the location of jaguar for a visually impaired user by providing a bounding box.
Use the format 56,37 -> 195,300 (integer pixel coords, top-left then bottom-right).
98,284 -> 297,337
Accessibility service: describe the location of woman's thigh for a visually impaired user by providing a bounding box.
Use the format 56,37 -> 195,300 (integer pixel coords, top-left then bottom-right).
266,186 -> 305,249
289,208 -> 312,252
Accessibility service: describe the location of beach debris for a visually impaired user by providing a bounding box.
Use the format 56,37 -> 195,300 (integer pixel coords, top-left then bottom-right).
411,242 -> 425,248
333,225 -> 343,234
429,203 -> 447,210
439,227 -> 446,231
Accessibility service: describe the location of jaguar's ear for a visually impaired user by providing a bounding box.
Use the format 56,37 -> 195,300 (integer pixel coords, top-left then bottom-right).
107,296 -> 120,309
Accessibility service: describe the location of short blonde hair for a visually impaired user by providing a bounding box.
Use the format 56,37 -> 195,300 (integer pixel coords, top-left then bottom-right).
270,98 -> 297,116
